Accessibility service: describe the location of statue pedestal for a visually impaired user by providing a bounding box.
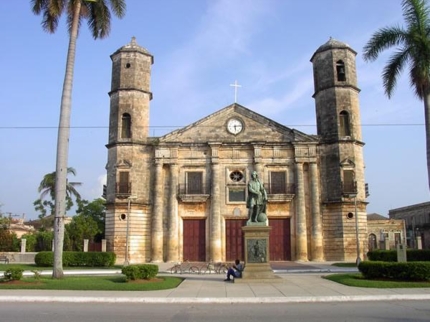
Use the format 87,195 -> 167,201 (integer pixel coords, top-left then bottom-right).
235,225 -> 283,283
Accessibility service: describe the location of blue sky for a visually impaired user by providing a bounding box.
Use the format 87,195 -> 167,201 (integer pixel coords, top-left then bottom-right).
0,0 -> 428,220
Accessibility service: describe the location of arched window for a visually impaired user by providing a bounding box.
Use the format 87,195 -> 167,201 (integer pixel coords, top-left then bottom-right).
339,110 -> 351,137
121,113 -> 131,139
336,60 -> 346,81
368,234 -> 377,251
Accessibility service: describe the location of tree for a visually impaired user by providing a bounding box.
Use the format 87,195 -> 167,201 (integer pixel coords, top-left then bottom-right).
65,213 -> 100,251
0,215 -> 19,252
34,167 -> 82,218
76,198 -> 106,240
31,0 -> 126,278
363,0 -> 430,192
64,198 -> 105,251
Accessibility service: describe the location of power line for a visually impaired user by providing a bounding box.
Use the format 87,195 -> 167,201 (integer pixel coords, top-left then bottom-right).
0,123 -> 425,130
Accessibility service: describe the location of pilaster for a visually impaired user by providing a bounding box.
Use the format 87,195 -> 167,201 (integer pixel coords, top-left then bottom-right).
310,162 -> 324,261
151,160 -> 164,262
209,143 -> 222,262
295,162 -> 308,261
167,163 -> 178,262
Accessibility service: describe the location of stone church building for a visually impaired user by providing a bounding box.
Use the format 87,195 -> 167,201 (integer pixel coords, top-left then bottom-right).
104,37 -> 368,264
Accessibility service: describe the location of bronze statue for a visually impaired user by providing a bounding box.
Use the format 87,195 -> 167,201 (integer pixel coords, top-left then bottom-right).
247,171 -> 267,223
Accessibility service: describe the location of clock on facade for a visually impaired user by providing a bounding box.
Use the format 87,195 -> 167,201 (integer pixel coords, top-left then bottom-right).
227,118 -> 243,135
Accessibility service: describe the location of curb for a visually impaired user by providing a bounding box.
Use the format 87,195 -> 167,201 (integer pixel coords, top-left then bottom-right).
1,294 -> 430,304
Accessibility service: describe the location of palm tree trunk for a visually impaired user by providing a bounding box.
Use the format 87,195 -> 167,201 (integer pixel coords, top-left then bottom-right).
53,1 -> 81,279
424,92 -> 430,193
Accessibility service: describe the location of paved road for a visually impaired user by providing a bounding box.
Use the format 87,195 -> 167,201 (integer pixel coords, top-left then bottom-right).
0,301 -> 429,322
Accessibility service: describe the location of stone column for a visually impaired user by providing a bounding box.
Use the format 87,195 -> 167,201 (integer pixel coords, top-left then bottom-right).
101,239 -> 107,252
83,239 -> 89,252
21,238 -> 26,253
167,163 -> 179,262
295,162 -> 308,261
309,162 -> 323,261
210,162 -> 222,262
151,160 -> 164,262
209,143 -> 222,262
417,236 -> 423,250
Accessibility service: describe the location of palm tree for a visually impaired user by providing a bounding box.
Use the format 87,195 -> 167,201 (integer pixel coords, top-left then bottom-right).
31,0 -> 126,278
363,0 -> 430,192
36,167 -> 82,214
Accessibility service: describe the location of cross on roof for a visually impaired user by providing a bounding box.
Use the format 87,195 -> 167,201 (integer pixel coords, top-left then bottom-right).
230,80 -> 241,103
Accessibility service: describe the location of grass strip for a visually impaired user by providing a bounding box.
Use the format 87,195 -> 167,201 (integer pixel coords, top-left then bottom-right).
0,275 -> 183,291
324,273 -> 430,288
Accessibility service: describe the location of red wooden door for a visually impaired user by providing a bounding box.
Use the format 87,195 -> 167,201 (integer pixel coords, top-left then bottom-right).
225,219 -> 247,261
183,219 -> 206,261
269,218 -> 291,261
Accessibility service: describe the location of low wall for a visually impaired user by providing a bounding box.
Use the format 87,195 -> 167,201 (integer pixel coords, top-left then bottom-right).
2,252 -> 36,264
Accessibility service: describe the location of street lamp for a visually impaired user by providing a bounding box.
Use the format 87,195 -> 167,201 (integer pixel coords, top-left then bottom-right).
124,196 -> 137,266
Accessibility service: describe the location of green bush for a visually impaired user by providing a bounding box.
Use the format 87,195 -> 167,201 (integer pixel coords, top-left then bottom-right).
121,265 -> 140,281
3,268 -> 24,281
367,250 -> 397,262
358,261 -> 430,281
35,251 -> 53,266
406,250 -> 430,261
121,264 -> 159,281
367,250 -> 430,262
35,251 -> 116,267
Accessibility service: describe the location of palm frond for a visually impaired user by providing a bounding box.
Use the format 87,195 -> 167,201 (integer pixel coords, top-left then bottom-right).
32,0 -> 66,33
363,26 -> 407,61
108,0 -> 126,19
402,0 -> 429,31
410,61 -> 430,99
87,0 -> 112,39
66,167 -> 77,176
382,48 -> 410,98
31,0 -> 49,14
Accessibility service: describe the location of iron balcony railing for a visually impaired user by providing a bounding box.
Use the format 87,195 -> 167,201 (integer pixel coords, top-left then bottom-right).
178,184 -> 208,195
266,183 -> 296,195
342,181 -> 357,195
116,182 -> 132,195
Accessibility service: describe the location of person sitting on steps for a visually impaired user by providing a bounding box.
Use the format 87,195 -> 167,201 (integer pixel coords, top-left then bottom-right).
224,259 -> 244,281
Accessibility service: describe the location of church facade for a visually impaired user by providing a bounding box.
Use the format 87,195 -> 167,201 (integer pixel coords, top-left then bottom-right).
104,37 -> 368,264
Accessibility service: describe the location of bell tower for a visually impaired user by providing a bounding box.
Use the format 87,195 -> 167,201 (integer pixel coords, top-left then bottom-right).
105,37 -> 154,263
311,38 -> 367,261
108,36 -> 153,144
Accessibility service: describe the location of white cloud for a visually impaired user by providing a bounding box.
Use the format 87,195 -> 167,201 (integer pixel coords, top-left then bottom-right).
248,76 -> 313,116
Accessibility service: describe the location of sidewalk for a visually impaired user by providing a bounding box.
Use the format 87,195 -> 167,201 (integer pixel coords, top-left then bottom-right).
1,262 -> 430,304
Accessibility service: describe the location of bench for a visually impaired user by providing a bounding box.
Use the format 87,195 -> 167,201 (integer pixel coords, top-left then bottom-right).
0,255 -> 9,264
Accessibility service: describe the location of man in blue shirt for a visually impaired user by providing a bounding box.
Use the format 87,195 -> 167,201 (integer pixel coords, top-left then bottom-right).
224,259 -> 244,281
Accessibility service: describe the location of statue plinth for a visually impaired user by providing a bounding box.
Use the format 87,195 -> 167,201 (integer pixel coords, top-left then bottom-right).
235,225 -> 283,283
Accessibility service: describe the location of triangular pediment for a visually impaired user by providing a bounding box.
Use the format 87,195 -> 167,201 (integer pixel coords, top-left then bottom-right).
340,158 -> 355,168
159,103 -> 316,144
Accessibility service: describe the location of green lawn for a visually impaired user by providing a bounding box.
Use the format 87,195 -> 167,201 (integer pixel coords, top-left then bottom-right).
0,264 -> 183,291
0,275 -> 183,291
324,273 -> 430,288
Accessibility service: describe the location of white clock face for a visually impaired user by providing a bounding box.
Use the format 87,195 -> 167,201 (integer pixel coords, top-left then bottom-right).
227,118 -> 243,134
